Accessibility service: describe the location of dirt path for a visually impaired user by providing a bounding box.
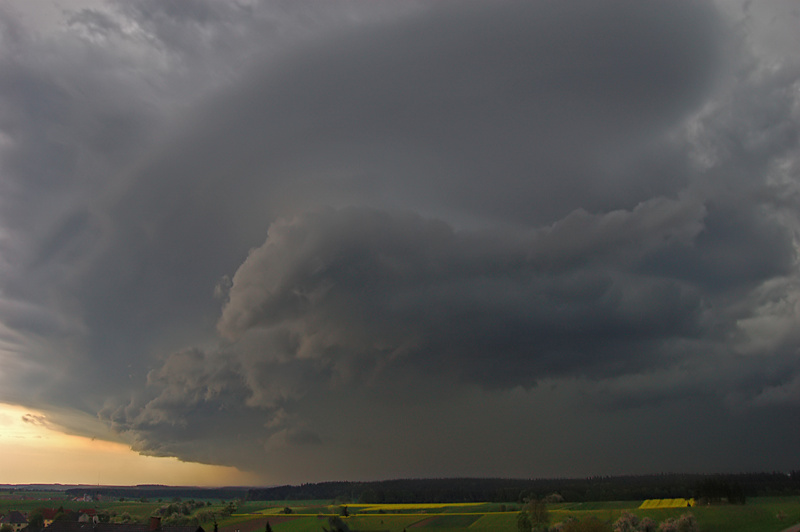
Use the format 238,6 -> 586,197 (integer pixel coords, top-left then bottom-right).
779,524 -> 800,532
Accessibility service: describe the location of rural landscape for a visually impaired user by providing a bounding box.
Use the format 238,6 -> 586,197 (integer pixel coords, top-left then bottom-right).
2,3 -> 800,532
2,474 -> 800,532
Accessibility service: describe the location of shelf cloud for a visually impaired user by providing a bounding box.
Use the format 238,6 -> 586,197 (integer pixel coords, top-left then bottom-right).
1,0 -> 799,482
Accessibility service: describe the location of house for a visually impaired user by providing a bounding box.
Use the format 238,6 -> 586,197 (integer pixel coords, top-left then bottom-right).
44,517 -> 204,532
0,511 -> 28,532
77,510 -> 97,525
36,507 -> 84,527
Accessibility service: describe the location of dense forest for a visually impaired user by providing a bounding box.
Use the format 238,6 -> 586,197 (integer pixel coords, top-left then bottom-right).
246,472 -> 800,503
56,472 -> 800,504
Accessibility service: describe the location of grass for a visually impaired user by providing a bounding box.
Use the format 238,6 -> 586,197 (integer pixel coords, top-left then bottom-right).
258,516 -> 327,532
467,513 -> 519,531
191,498 -> 800,532
234,502 -> 273,514
3,493 -> 800,532
422,514 -> 481,527
689,498 -> 800,532
345,514 -> 426,530
553,501 -> 641,511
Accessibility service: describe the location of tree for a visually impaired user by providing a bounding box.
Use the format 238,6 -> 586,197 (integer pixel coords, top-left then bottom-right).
194,509 -> 216,524
517,511 -> 532,532
27,511 -> 45,531
53,509 -> 72,523
219,501 -> 236,517
526,498 -> 549,531
693,478 -> 746,505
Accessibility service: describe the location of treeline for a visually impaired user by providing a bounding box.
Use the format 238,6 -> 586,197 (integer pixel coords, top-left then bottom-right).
63,487 -> 248,500
246,472 -> 800,503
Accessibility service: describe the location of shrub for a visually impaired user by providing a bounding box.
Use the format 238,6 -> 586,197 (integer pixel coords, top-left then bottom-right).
613,512 -> 639,532
162,514 -> 199,526
111,513 -> 133,524
657,513 -> 698,532
613,513 -> 657,532
194,510 -> 216,523
638,518 -> 657,532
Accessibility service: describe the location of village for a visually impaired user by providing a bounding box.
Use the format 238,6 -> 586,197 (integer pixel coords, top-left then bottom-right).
1,508 -> 204,532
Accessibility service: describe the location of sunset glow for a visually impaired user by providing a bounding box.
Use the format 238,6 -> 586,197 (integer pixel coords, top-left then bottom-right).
0,0 -> 799,485
0,403 -> 259,486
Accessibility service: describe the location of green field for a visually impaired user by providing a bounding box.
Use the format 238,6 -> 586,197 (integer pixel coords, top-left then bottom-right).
2,492 -> 799,532
214,497 -> 800,532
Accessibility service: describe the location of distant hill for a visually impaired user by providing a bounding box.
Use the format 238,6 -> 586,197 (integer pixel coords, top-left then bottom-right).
0,484 -> 250,500
61,486 -> 251,500
0,484 -> 82,491
5,471 -> 799,504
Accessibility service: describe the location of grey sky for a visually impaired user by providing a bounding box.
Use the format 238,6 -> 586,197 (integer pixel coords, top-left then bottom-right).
1,0 -> 799,483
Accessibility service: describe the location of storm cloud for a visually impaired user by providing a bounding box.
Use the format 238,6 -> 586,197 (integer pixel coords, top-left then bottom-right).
2,0 -> 800,482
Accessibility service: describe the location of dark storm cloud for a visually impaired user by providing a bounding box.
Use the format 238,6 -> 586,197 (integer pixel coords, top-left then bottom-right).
2,0 -> 800,481
0,3 -> 171,409
215,204 -> 710,389
0,0 -> 410,405
73,0 -> 725,396
114,0 -> 722,229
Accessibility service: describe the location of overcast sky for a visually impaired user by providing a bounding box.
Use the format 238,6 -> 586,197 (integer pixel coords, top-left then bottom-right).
1,0 -> 799,485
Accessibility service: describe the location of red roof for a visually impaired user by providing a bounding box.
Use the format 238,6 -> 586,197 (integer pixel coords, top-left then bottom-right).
0,511 -> 27,524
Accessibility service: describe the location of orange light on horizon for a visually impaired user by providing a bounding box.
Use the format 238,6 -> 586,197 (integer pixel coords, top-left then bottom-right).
0,402 -> 261,486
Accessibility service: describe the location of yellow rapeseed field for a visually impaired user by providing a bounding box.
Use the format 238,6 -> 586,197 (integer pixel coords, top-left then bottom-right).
639,498 -> 695,509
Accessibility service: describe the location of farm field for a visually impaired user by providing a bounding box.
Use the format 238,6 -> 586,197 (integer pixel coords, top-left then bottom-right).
639,498 -> 695,509
0,497 -> 163,519
212,497 -> 800,532
2,492 -> 799,532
